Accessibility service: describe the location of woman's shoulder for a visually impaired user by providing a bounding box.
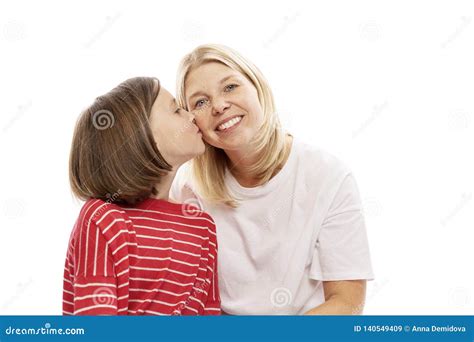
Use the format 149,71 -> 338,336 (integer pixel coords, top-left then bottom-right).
170,162 -> 197,201
292,137 -> 351,178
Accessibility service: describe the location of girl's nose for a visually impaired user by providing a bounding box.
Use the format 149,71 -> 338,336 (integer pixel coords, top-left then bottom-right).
187,110 -> 197,124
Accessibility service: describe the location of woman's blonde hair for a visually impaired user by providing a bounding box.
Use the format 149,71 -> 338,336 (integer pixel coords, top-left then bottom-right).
176,44 -> 287,207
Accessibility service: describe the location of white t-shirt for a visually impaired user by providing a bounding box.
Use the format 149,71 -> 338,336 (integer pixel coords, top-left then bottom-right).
170,137 -> 374,315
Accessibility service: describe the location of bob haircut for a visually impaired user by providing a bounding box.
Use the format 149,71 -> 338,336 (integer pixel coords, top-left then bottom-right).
69,77 -> 172,205
176,44 -> 287,207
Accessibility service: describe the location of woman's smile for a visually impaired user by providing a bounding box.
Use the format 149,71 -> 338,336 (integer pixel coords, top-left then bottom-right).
215,115 -> 244,134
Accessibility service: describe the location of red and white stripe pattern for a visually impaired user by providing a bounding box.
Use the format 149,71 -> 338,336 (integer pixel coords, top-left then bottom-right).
63,198 -> 220,315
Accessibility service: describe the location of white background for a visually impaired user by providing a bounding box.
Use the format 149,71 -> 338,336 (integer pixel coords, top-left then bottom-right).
1,0 -> 473,315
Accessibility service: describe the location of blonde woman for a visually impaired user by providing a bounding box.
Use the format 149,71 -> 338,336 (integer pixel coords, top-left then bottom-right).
171,45 -> 374,315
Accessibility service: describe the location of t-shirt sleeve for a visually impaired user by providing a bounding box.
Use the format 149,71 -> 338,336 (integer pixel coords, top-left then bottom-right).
309,173 -> 374,281
70,207 -> 118,315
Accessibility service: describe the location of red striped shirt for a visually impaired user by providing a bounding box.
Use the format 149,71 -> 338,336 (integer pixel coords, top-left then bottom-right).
63,198 -> 220,315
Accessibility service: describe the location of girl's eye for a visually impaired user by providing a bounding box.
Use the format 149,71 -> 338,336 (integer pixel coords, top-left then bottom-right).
175,108 -> 181,114
224,84 -> 237,92
195,99 -> 207,109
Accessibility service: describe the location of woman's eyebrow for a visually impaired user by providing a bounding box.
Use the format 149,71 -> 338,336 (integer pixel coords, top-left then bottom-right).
219,75 -> 237,84
188,75 -> 239,100
188,91 -> 205,101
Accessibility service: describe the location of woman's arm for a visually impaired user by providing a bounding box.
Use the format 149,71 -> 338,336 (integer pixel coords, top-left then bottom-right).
304,280 -> 366,315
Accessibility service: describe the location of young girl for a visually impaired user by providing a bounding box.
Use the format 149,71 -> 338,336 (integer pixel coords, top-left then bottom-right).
63,77 -> 220,315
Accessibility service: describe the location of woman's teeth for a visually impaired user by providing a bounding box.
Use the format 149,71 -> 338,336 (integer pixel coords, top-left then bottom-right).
217,116 -> 242,131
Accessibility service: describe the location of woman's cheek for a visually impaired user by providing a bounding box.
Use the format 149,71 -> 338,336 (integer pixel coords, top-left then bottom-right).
195,117 -> 208,132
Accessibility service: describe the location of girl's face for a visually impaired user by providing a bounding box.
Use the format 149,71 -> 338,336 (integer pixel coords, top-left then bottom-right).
184,62 -> 264,152
149,87 -> 205,167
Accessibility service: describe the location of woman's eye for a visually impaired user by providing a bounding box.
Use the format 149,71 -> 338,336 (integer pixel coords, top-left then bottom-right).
224,84 -> 237,92
195,99 -> 206,108
175,108 -> 181,114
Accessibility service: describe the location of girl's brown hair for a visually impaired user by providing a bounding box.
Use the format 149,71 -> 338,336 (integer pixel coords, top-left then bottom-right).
69,77 -> 172,205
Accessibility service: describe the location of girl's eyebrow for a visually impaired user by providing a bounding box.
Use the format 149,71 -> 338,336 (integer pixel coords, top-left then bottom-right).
169,98 -> 178,109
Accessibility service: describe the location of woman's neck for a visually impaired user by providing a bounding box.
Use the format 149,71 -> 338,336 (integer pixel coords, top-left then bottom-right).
226,134 -> 293,188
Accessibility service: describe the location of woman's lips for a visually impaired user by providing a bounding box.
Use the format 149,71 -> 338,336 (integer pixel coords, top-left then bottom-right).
215,115 -> 243,134
215,115 -> 244,132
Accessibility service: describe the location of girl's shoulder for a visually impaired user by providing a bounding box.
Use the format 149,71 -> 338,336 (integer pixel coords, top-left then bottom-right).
78,198 -> 128,222
73,198 -> 131,238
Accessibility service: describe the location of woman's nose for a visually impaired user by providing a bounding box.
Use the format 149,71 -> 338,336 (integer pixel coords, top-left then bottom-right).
212,98 -> 230,116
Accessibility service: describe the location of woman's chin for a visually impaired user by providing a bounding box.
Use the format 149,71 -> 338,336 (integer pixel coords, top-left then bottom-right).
205,133 -> 245,150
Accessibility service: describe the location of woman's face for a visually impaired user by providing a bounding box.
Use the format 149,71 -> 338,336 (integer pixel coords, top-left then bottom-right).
149,86 -> 205,167
184,62 -> 264,152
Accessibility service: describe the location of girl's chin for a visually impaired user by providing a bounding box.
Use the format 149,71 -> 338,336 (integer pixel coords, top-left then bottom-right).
197,144 -> 206,155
